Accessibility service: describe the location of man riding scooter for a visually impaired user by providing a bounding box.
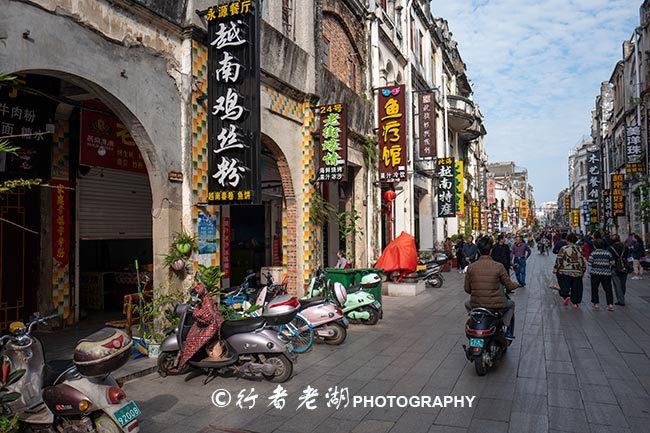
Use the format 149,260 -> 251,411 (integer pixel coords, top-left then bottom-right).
464,237 -> 520,339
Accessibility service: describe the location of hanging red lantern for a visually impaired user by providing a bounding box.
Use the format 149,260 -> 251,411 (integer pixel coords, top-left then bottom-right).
383,190 -> 397,202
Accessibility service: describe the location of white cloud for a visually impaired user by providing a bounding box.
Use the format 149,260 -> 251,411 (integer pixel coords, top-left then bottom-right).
431,0 -> 639,202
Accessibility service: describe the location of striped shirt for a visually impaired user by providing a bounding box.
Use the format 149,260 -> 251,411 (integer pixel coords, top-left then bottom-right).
588,249 -> 614,276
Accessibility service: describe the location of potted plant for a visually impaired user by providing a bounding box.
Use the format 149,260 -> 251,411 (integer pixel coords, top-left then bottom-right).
0,361 -> 25,433
163,230 -> 197,275
197,264 -> 225,298
135,286 -> 185,358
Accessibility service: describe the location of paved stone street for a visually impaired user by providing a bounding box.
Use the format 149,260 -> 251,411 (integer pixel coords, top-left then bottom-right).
124,254 -> 650,433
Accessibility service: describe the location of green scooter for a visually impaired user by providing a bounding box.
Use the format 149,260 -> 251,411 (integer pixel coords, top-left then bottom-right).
305,270 -> 383,325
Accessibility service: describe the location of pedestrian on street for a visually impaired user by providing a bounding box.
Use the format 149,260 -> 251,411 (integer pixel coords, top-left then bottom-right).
491,234 -> 511,274
608,234 -> 629,306
511,235 -> 531,286
444,237 -> 453,259
631,234 -> 645,279
335,250 -> 350,269
554,233 -> 587,308
553,232 -> 568,254
462,235 -> 479,268
581,234 -> 594,260
455,235 -> 465,272
588,239 -> 615,311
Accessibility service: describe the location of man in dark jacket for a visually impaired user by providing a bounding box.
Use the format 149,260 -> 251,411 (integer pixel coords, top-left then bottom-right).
462,235 -> 479,268
465,237 -> 520,339
491,234 -> 511,274
455,235 -> 465,271
553,232 -> 568,254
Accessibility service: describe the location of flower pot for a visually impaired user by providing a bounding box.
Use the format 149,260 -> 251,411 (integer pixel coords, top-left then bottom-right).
147,342 -> 161,359
171,259 -> 186,272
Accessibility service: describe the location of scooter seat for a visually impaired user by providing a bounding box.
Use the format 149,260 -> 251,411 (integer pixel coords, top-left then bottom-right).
299,297 -> 327,310
347,285 -> 362,294
43,359 -> 76,387
221,317 -> 266,339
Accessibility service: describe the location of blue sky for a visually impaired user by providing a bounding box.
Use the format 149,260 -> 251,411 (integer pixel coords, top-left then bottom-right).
431,0 -> 640,204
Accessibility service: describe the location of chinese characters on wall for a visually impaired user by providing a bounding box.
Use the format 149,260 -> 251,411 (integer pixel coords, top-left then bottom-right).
318,103 -> 347,182
418,92 -> 436,158
625,124 -> 646,175
206,0 -> 261,204
611,173 -> 626,217
51,180 -> 70,268
586,148 -> 601,203
378,85 -> 406,182
571,209 -> 580,228
602,189 -> 613,227
436,158 -> 455,217
454,160 -> 464,216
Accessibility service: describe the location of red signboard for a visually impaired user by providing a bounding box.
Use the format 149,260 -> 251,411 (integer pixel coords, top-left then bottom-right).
487,180 -> 496,204
221,215 -> 231,279
378,85 -> 407,182
80,100 -> 146,174
51,180 -> 70,268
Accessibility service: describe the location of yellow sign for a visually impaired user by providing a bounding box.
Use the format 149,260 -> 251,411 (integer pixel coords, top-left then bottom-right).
520,199 -> 529,219
454,161 -> 464,216
571,209 -> 580,228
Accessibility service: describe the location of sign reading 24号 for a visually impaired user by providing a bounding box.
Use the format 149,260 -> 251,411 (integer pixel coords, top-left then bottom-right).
206,0 -> 261,204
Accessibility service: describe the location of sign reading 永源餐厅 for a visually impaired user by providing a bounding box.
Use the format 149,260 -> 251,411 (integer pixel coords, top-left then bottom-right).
378,85 -> 407,182
436,157 -> 455,217
206,0 -> 261,204
318,103 -> 347,182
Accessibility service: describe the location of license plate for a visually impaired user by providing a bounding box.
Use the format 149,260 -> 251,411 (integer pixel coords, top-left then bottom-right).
372,301 -> 381,309
341,316 -> 349,327
417,264 -> 426,271
469,338 -> 484,348
114,401 -> 141,428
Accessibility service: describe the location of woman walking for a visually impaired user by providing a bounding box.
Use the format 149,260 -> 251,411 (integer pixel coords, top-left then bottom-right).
554,233 -> 587,308
588,239 -> 615,311
608,234 -> 629,306
631,234 -> 646,279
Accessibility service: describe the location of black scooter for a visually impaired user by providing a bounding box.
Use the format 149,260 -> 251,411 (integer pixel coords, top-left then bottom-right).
463,307 -> 513,376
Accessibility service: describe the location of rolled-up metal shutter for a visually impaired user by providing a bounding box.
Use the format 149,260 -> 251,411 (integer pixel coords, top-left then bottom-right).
78,168 -> 152,239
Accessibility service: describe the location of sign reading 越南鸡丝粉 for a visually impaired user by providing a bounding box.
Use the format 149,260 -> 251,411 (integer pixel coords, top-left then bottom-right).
418,92 -> 436,158
318,103 -> 347,182
378,85 -> 406,182
436,157 -> 455,217
625,124 -> 646,175
586,148 -> 601,202
206,0 -> 261,204
611,173 -> 626,217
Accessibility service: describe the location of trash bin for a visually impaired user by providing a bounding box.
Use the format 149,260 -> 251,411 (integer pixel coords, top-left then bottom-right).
324,268 -> 383,304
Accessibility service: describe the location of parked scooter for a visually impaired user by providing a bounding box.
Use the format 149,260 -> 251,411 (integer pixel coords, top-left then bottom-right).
158,289 -> 296,383
298,280 -> 349,345
3,313 -> 141,432
391,253 -> 448,288
463,307 -> 512,376
306,270 -> 382,325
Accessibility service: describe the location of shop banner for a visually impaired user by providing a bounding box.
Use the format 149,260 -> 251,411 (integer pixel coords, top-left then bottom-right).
589,205 -> 598,225
583,201 -> 590,225
51,180 -> 70,268
501,207 -> 507,223
487,179 -> 496,204
571,209 -> 580,228
472,200 -> 480,231
520,199 -> 529,219
564,194 -> 571,214
317,103 -> 347,182
198,213 -> 218,254
625,124 -> 646,175
80,100 -> 145,174
221,215 -> 231,279
378,85 -> 406,182
206,0 -> 261,204
586,148 -> 601,202
436,157 -> 455,217
418,92 -> 436,158
454,160 -> 464,216
602,189 -> 613,227
611,173 -> 626,217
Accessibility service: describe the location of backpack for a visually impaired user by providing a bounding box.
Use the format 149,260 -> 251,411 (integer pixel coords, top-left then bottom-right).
611,246 -> 628,274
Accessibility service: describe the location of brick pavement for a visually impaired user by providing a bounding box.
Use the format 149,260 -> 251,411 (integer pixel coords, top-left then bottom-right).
124,254 -> 650,433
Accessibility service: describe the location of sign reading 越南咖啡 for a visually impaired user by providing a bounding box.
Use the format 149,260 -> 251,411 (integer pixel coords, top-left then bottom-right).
318,103 -> 347,182
436,157 -> 455,217
206,0 -> 261,204
378,85 -> 406,182
418,92 -> 436,158
611,173 -> 626,217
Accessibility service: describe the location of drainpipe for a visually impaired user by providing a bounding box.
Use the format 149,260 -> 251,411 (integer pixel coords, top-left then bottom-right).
405,0 -> 415,236
368,3 -> 380,266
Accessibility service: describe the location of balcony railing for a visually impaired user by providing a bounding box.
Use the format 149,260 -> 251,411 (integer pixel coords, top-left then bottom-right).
447,94 -> 478,134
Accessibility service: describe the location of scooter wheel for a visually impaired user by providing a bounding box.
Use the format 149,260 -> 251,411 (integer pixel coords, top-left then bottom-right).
474,355 -> 487,376
157,351 -> 185,377
427,276 -> 443,288
94,414 -> 121,433
262,354 -> 293,383
324,322 -> 347,345
357,306 -> 380,325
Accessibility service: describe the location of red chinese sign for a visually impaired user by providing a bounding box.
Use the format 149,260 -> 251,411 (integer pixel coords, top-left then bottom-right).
221,215 -> 231,279
487,180 -> 496,204
51,180 -> 70,268
80,100 -> 146,174
378,85 -> 407,182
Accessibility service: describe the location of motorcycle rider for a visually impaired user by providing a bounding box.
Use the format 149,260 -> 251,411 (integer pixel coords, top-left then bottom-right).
464,236 -> 519,339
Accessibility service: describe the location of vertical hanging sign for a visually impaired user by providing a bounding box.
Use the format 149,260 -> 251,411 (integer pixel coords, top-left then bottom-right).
472,200 -> 481,231
418,92 -> 436,158
51,180 -> 70,268
378,85 -> 407,182
625,125 -> 646,175
602,189 -> 613,227
564,194 -> 571,214
436,157 -> 455,217
454,160 -> 464,216
571,209 -> 580,228
206,0 -> 261,204
586,148 -> 601,202
317,103 -> 347,182
611,173 -> 626,217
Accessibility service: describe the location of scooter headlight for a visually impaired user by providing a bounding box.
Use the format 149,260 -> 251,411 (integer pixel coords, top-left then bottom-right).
78,399 -> 91,412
